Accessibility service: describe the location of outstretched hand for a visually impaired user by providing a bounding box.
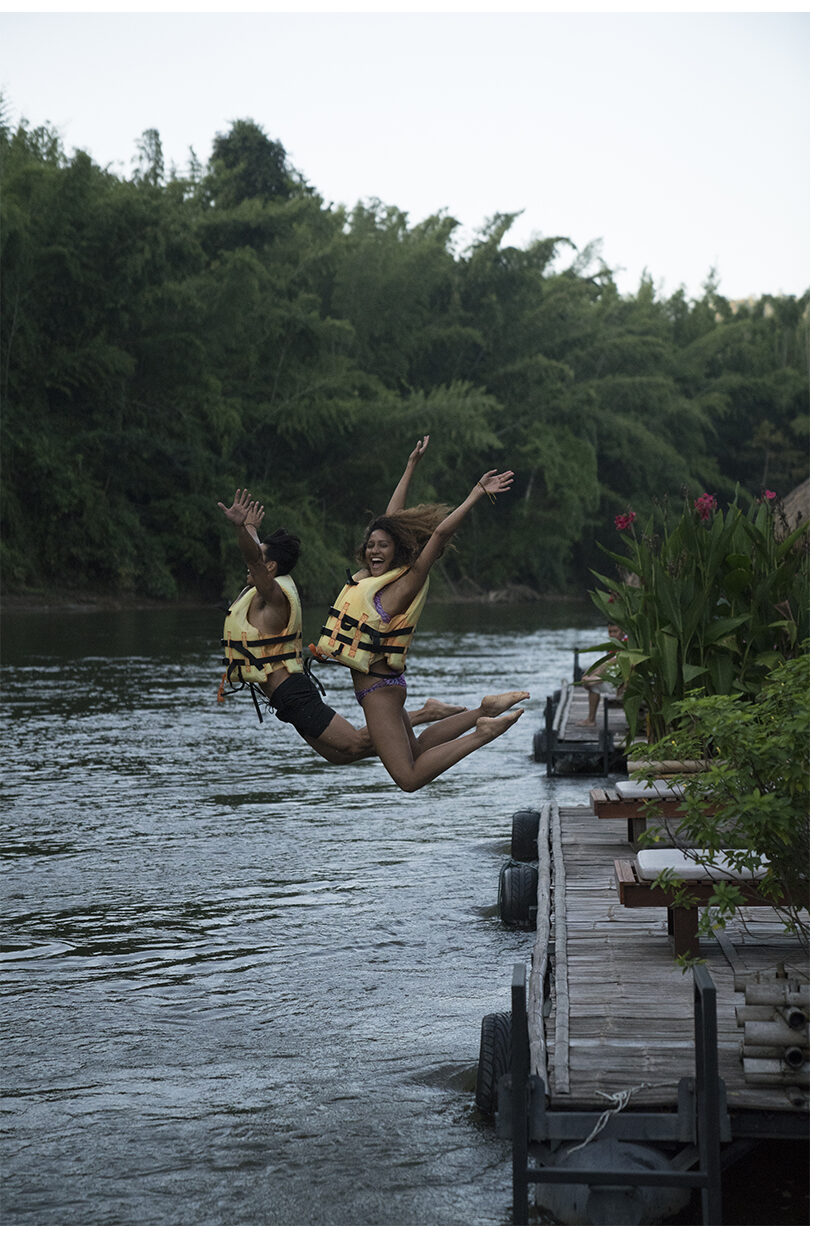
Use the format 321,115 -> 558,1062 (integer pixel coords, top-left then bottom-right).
477,469 -> 514,501
407,435 -> 430,467
245,499 -> 265,530
218,488 -> 254,526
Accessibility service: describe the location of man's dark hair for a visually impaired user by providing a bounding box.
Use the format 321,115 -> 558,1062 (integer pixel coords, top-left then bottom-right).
261,528 -> 301,575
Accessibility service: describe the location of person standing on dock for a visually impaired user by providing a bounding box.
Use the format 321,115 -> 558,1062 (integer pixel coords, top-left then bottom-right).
576,622 -> 626,727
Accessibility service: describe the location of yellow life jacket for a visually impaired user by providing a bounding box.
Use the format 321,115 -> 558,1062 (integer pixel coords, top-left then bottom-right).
314,568 -> 429,675
221,577 -> 303,687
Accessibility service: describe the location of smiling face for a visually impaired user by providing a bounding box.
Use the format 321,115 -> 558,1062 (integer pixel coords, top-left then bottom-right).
364,528 -> 397,576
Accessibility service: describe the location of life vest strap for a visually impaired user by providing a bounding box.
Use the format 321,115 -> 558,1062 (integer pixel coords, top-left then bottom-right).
219,671 -> 271,722
304,649 -> 406,683
221,632 -> 296,650
324,607 -> 415,641
318,633 -> 409,659
222,636 -> 300,671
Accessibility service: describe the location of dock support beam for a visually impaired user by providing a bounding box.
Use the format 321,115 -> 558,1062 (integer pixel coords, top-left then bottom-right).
510,962 -> 529,1225
694,963 -> 723,1224
507,961 -> 727,1225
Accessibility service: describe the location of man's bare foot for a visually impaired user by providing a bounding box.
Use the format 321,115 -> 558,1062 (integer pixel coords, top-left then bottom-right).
476,709 -> 524,742
574,718 -> 598,727
480,690 -> 530,717
410,698 -> 467,725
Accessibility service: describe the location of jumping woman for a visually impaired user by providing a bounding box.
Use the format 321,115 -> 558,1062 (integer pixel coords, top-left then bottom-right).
312,439 -> 528,791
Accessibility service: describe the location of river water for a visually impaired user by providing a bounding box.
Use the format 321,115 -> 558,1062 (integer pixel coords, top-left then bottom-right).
0,602 -> 808,1227
1,599 -> 606,1226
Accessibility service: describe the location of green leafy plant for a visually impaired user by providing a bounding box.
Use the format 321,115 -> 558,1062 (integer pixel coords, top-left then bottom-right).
635,650 -> 809,958
590,491 -> 808,739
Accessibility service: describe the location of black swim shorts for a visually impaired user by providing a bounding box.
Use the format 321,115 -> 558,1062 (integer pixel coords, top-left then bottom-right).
269,674 -> 336,740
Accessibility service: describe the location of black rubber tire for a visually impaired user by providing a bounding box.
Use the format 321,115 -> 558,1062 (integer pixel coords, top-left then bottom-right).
532,728 -> 547,762
511,808 -> 541,860
498,860 -> 538,928
475,1011 -> 512,1115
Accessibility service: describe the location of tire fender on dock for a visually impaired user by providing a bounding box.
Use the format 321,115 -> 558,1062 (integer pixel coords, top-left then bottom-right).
511,809 -> 541,861
475,1011 -> 512,1116
497,860 -> 538,928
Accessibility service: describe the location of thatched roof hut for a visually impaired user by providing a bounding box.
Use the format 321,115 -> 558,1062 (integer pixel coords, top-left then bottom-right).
781,479 -> 809,530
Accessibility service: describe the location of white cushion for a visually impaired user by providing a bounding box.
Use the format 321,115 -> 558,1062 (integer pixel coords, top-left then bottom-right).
635,848 -> 769,881
616,779 -> 685,798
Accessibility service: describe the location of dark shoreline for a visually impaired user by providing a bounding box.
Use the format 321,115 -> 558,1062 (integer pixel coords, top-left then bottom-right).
1,587 -> 591,615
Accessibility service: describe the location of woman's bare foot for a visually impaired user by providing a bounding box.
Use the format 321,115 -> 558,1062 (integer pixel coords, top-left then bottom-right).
476,709 -> 524,742
480,690 -> 530,717
410,698 -> 467,725
574,718 -> 598,727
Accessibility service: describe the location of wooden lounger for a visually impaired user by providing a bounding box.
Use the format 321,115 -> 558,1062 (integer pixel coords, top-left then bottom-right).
613,850 -> 775,956
591,786 -> 695,845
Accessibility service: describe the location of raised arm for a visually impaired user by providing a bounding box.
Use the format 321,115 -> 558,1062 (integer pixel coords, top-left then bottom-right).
243,498 -> 266,545
380,468 -> 514,614
385,435 -> 429,514
218,488 -> 281,605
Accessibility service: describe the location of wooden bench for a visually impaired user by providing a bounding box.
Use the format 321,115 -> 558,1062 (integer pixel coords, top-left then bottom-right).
591,785 -> 695,845
613,853 -> 777,956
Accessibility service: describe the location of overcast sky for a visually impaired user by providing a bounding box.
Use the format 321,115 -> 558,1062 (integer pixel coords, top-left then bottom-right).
0,6 -> 811,302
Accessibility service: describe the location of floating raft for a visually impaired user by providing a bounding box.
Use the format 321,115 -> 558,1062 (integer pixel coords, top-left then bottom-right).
496,800 -> 809,1224
533,680 -> 628,776
535,803 -> 809,1112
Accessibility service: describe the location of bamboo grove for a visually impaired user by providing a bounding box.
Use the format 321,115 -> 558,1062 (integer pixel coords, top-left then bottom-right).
0,114 -> 810,603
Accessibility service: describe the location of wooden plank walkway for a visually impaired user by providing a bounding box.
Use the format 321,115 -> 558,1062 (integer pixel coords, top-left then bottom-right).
541,682 -> 627,776
561,683 -> 627,742
541,804 -> 809,1114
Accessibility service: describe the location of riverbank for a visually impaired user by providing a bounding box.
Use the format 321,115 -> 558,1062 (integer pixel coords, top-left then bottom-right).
0,590 -> 207,614
1,582 -> 589,614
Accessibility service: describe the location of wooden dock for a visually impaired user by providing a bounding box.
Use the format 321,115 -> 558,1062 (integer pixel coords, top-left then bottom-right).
533,803 -> 809,1114
536,682 -> 628,776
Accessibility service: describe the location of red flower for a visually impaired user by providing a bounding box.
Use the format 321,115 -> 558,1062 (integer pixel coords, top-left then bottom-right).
614,510 -> 636,531
762,489 -> 777,501
693,492 -> 717,521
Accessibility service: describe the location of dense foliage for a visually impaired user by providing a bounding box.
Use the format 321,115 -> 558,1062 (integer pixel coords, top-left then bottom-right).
0,113 -> 810,602
634,651 -> 810,956
590,491 -> 809,739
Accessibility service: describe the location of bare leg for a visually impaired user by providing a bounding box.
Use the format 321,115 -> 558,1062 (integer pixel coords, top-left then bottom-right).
360,686 -> 525,792
301,698 -> 468,765
575,689 -> 601,726
299,691 -> 529,768
303,712 -> 374,764
408,699 -> 467,725
414,690 -> 530,751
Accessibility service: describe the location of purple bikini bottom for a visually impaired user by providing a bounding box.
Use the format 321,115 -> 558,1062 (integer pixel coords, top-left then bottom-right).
356,590 -> 407,704
355,674 -> 407,705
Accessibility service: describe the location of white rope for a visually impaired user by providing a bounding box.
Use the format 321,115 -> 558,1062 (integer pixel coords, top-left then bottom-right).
561,1081 -> 678,1157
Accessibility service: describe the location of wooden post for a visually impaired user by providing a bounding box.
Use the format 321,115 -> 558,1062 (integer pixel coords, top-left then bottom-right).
510,963 -> 529,1226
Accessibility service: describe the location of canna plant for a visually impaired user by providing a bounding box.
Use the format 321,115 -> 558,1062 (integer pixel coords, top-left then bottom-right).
590,490 -> 808,740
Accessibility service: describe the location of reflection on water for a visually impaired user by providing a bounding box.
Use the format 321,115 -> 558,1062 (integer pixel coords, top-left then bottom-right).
1,600 -> 604,1225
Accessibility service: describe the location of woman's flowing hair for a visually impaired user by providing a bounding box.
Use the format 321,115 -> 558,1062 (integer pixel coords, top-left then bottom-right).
356,503 -> 453,569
